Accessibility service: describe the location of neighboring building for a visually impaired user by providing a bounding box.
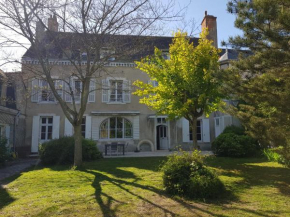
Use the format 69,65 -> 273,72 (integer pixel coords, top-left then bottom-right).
19,12 -> 239,155
0,70 -> 26,156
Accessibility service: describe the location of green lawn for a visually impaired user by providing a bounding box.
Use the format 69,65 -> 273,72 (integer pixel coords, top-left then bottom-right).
0,156 -> 289,217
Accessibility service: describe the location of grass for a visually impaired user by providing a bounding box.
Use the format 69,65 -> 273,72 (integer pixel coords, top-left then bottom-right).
0,156 -> 289,217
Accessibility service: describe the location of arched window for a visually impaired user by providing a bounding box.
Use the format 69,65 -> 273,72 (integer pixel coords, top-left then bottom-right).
100,117 -> 133,139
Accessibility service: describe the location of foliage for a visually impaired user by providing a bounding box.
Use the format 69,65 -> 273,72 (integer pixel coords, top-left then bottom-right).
134,30 -> 223,147
161,151 -> 225,199
39,137 -> 102,165
0,137 -> 8,166
263,148 -> 284,164
264,147 -> 290,168
224,0 -> 290,166
222,125 -> 245,135
212,133 -> 259,158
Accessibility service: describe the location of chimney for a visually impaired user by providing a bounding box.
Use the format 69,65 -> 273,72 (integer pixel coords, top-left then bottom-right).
201,11 -> 218,48
36,21 -> 45,41
47,14 -> 58,32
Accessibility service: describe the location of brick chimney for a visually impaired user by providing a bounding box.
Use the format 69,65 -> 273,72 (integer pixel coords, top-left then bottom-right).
201,11 -> 218,48
36,21 -> 45,40
47,14 -> 58,32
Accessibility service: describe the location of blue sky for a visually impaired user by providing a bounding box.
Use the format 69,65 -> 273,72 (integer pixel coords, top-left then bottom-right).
166,0 -> 242,47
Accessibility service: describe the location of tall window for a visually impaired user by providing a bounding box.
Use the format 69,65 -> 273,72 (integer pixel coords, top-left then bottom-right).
110,80 -> 123,102
189,120 -> 202,141
100,117 -> 133,139
40,117 -> 53,141
74,80 -> 82,102
40,80 -> 55,102
81,117 -> 86,137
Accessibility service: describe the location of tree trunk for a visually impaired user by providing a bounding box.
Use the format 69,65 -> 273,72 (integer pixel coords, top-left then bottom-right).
73,124 -> 82,167
190,118 -> 198,150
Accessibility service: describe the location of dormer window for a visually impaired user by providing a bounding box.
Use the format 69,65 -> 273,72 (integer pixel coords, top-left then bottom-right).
161,49 -> 170,60
81,52 -> 87,61
100,47 -> 115,61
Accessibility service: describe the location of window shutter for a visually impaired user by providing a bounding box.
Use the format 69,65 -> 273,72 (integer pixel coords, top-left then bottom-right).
102,79 -> 109,103
64,79 -> 72,102
202,119 -> 210,143
88,79 -> 95,102
52,116 -> 60,139
182,118 -> 190,142
85,116 -> 92,139
31,116 -> 40,152
133,116 -> 139,139
31,79 -> 39,102
123,80 -> 131,103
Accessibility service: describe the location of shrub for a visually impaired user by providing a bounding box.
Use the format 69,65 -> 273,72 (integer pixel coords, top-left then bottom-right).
0,137 -> 8,166
264,147 -> 290,168
161,151 -> 225,199
39,137 -> 102,165
222,125 -> 245,135
212,133 -> 259,157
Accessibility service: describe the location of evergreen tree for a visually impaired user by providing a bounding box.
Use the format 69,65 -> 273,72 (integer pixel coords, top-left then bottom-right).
225,0 -> 290,165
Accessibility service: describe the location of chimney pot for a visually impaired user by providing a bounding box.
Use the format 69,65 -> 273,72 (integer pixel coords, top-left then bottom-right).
205,11 -> 207,16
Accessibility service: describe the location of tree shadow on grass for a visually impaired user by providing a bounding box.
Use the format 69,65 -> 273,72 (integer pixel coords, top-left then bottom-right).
81,167 -> 240,217
0,174 -> 20,210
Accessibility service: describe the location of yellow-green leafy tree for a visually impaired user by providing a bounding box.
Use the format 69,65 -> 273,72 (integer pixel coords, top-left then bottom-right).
134,30 -> 224,148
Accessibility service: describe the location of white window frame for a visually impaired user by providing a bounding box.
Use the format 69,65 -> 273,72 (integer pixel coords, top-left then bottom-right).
40,116 -> 53,142
99,117 -> 133,140
189,120 -> 202,142
102,77 -> 131,104
39,80 -> 55,103
110,80 -> 123,102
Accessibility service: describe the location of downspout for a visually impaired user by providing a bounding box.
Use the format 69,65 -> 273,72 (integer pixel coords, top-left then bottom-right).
13,110 -> 20,153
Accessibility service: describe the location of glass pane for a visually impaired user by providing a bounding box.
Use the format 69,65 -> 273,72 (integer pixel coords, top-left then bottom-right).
41,133 -> 46,140
48,118 -> 53,124
197,120 -> 201,127
163,127 -> 166,137
81,124 -> 86,132
117,117 -> 123,128
47,132 -> 52,140
100,129 -> 108,139
41,90 -> 48,101
82,117 -> 86,124
48,126 -> 52,133
41,118 -> 46,124
101,120 -> 108,130
117,129 -> 123,138
197,127 -> 201,134
41,126 -> 46,133
157,118 -> 161,123
110,117 -> 116,129
197,134 -> 201,141
125,129 -> 132,138
110,129 -> 116,138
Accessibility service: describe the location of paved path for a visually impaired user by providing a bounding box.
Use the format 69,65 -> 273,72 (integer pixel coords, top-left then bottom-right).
0,159 -> 39,182
104,150 -> 213,158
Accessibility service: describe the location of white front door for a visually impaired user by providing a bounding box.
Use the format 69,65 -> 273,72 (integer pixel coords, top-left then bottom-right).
158,125 -> 168,150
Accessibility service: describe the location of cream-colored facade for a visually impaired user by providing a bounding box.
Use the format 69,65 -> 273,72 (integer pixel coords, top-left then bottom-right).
21,62 -> 214,153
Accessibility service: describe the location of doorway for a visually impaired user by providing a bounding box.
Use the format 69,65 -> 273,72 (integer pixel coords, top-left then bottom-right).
156,125 -> 168,150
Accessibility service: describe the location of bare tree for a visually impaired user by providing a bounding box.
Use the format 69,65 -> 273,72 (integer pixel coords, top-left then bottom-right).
0,0 -> 185,166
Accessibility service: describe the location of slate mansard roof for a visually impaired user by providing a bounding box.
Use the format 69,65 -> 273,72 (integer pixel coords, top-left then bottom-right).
23,32 -> 200,62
